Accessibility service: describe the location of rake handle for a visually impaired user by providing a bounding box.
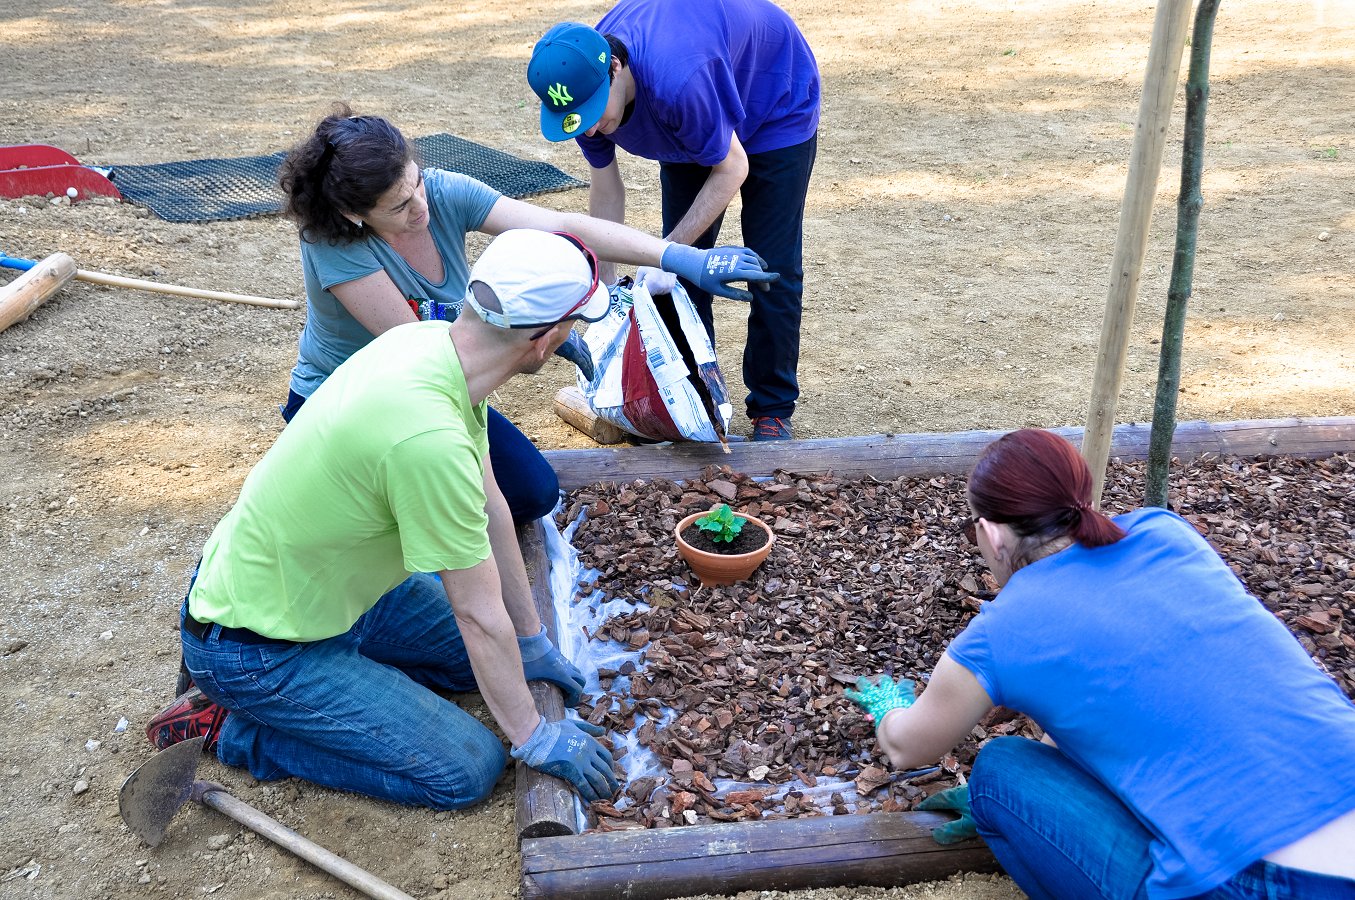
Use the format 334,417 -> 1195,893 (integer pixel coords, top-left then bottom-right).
73,268 -> 301,309
0,252 -> 299,309
195,784 -> 416,900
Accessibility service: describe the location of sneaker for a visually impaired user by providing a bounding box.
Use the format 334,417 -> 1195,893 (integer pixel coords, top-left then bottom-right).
146,687 -> 228,752
751,416 -> 793,441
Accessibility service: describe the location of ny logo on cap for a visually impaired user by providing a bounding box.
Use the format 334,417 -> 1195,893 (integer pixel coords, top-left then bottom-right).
547,83 -> 574,107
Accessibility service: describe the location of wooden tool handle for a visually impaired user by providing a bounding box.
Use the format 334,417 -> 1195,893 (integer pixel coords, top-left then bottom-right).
198,788 -> 416,900
74,269 -> 301,309
0,252 -> 77,333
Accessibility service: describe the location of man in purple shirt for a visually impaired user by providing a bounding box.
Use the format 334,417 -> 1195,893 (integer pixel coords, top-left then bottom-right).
527,0 -> 820,441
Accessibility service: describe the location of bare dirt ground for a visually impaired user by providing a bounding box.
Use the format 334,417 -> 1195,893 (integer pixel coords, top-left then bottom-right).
0,0 -> 1351,898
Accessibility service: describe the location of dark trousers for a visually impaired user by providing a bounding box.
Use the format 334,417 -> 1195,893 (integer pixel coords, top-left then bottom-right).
660,133 -> 817,420
281,390 -> 558,523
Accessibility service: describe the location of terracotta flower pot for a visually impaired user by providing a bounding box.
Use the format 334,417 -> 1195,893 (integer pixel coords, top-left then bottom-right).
675,510 -> 775,586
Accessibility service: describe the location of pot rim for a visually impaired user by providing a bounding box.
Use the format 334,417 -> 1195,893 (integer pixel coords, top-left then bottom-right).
675,509 -> 775,556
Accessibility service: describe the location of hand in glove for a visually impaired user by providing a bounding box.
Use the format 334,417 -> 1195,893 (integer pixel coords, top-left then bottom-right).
511,716 -> 619,803
636,266 -> 678,296
660,243 -> 779,302
917,784 -> 979,844
843,674 -> 916,723
518,626 -> 586,707
552,330 -> 595,383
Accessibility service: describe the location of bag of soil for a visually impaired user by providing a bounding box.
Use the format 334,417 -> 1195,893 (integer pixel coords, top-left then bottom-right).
578,278 -> 732,443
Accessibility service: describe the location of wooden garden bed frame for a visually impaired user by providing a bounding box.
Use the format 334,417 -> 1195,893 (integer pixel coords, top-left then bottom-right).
515,416 -> 1355,899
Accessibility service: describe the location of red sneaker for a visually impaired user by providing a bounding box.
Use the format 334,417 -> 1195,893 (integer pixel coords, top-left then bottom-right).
146,688 -> 229,752
751,416 -> 793,441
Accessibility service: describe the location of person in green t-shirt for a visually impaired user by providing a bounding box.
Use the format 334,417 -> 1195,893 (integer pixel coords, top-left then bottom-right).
145,230 -> 623,809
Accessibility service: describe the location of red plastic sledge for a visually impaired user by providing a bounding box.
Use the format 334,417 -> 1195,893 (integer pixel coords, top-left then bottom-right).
0,144 -> 122,201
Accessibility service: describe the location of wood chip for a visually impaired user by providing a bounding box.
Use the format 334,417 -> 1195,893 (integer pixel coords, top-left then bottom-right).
558,455 -> 1355,827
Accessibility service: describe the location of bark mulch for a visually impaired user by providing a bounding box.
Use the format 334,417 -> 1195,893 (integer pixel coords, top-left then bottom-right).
554,453 -> 1354,831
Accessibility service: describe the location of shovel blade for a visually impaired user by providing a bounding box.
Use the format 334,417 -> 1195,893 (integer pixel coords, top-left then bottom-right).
118,736 -> 206,847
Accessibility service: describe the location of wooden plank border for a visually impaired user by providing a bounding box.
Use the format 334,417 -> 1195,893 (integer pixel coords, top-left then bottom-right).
543,417 -> 1355,490
516,415 -> 1355,895
514,519 -> 583,841
520,811 -> 998,900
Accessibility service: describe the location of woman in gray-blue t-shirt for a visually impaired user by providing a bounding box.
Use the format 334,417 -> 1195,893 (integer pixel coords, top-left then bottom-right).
277,105 -> 776,520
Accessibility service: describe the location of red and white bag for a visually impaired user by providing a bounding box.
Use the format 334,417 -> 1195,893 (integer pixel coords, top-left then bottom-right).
578,279 -> 732,443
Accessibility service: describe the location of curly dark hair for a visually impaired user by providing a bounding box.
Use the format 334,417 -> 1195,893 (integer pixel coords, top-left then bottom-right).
278,103 -> 417,244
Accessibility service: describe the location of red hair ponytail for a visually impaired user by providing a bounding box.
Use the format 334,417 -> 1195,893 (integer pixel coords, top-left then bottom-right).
969,429 -> 1126,549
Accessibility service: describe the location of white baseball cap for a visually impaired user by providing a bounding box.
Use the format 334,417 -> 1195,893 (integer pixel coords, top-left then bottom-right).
464,229 -> 610,332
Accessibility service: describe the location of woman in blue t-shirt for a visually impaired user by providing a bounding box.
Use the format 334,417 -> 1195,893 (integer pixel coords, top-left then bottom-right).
275,104 -> 776,521
846,429 -> 1355,899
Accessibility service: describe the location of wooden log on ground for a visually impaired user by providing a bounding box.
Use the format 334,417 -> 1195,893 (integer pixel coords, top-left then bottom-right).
0,252 -> 76,333
514,519 -> 583,841
541,417 -> 1355,490
553,386 -> 628,445
520,811 -> 999,900
1208,417 -> 1355,458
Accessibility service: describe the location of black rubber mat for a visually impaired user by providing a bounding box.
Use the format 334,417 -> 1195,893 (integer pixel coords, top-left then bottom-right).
107,134 -> 585,223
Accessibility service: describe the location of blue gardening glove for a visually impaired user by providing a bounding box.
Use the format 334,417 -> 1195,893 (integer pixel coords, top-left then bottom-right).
518,626 -> 586,707
843,674 -> 916,723
511,716 -> 619,803
917,784 -> 979,844
660,243 -> 779,302
552,330 -> 595,382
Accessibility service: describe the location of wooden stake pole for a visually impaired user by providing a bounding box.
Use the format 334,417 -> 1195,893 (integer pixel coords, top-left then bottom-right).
1146,0 -> 1221,507
1082,0 -> 1193,505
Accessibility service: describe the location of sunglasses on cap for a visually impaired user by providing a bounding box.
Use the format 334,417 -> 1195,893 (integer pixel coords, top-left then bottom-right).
465,232 -> 604,339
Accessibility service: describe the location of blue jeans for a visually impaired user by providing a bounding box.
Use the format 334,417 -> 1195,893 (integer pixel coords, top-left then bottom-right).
660,133 -> 817,420
281,390 -> 558,523
182,573 -> 508,809
970,737 -> 1355,900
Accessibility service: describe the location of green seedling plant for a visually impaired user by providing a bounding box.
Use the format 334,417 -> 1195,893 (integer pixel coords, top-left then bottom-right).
696,504 -> 745,543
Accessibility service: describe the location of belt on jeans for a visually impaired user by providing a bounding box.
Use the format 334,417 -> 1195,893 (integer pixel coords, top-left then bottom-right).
182,615 -> 292,646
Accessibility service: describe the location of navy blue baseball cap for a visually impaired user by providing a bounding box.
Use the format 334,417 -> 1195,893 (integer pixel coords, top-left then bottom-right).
528,23 -> 612,142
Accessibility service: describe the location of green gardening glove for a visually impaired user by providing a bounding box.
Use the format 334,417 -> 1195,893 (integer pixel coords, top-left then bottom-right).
917,784 -> 979,844
843,675 -> 916,722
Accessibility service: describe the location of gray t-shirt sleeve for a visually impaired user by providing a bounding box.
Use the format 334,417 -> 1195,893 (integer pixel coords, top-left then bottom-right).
426,169 -> 501,236
305,236 -> 385,292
